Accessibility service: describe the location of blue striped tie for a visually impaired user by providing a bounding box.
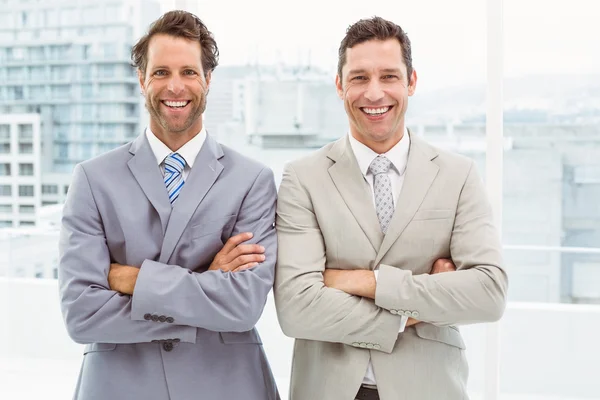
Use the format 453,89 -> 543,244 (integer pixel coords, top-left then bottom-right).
164,152 -> 185,205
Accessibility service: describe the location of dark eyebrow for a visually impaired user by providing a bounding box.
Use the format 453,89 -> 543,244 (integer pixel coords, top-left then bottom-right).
151,65 -> 200,70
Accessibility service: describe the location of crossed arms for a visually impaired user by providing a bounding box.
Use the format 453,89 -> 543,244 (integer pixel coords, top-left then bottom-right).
58,164 -> 277,345
274,162 -> 508,353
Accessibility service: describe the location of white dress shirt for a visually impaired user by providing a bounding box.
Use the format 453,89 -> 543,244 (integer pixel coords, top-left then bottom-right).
348,128 -> 410,387
145,126 -> 207,179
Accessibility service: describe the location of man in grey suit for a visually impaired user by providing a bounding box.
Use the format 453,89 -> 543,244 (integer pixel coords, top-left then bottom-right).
274,16 -> 508,400
58,11 -> 279,400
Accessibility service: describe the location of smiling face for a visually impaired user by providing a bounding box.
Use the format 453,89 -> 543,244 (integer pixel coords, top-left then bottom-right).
138,33 -> 210,143
336,38 -> 417,154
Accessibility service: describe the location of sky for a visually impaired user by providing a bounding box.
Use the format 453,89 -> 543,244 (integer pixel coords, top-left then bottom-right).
162,0 -> 600,93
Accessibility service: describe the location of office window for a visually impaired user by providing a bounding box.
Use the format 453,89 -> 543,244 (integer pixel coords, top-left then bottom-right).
29,85 -> 45,99
41,184 -> 58,194
98,65 -> 115,78
19,143 -> 33,154
0,204 -> 12,213
29,66 -> 46,80
19,205 -> 35,214
0,185 -> 11,196
42,200 -> 58,206
19,221 -> 35,226
51,85 -> 70,99
0,220 -> 12,227
18,124 -> 33,140
0,124 -> 9,139
19,163 -> 34,176
64,185 -> 69,195
51,66 -> 70,80
0,163 -> 11,176
28,46 -> 44,61
19,185 -> 34,197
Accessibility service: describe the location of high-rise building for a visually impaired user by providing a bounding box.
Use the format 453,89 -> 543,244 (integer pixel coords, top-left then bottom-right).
0,0 -> 161,212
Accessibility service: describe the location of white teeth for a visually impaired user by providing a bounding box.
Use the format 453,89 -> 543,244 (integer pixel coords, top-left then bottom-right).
164,101 -> 188,108
363,106 -> 390,115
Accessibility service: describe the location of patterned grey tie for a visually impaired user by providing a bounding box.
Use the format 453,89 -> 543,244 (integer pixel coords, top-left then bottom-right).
164,152 -> 185,205
369,155 -> 394,233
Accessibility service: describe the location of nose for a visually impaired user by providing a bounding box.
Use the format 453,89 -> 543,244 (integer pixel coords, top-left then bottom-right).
364,79 -> 384,102
166,73 -> 185,95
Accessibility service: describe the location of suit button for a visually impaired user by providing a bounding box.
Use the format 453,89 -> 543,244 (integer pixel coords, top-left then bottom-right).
367,343 -> 374,349
173,338 -> 180,343
360,342 -> 367,348
144,313 -> 152,321
166,317 -> 174,323
404,310 -> 412,317
411,311 -> 420,318
352,342 -> 360,347
373,344 -> 381,350
158,316 -> 167,323
151,315 -> 159,322
163,341 -> 174,352
390,309 -> 398,315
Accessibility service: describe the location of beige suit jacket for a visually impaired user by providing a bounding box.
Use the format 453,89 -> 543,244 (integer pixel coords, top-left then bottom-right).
274,133 -> 508,400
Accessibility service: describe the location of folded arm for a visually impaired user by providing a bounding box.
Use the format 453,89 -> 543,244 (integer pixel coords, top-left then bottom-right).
58,164 -> 196,344
374,161 -> 508,326
274,164 -> 403,353
130,167 -> 277,332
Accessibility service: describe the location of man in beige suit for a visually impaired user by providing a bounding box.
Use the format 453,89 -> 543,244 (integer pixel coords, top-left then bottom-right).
274,16 -> 508,400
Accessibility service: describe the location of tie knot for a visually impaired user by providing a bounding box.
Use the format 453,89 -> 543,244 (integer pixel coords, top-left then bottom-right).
165,152 -> 185,174
369,155 -> 392,175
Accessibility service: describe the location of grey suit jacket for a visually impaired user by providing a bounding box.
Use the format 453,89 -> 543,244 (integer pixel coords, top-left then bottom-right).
274,133 -> 508,400
58,133 -> 280,400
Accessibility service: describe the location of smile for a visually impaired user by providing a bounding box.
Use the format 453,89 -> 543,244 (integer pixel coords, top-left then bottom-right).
162,100 -> 191,109
360,106 -> 392,117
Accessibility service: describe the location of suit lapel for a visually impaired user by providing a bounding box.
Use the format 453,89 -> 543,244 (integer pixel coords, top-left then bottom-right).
374,133 -> 439,266
127,134 -> 171,234
159,135 -> 224,264
327,137 -> 383,253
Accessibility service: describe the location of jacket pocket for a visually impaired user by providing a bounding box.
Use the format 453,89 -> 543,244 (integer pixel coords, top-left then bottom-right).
83,343 -> 117,355
219,329 -> 262,345
414,324 -> 466,349
189,214 -> 237,239
412,209 -> 454,221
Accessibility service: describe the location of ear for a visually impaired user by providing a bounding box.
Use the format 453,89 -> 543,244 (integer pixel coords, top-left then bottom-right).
137,69 -> 146,95
408,69 -> 417,96
205,70 -> 212,87
335,74 -> 344,99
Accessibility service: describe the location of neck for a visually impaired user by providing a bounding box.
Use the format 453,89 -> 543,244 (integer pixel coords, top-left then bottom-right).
351,127 -> 405,154
150,120 -> 203,152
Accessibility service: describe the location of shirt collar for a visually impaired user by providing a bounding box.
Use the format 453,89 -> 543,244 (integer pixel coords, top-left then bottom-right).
145,126 -> 207,168
348,127 -> 410,177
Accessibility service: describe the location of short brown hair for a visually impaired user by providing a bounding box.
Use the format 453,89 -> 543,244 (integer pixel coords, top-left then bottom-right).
337,16 -> 413,83
131,10 -> 219,77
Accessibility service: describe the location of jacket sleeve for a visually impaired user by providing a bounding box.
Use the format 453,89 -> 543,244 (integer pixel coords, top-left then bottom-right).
374,161 -> 508,326
274,164 -> 403,354
130,167 -> 278,333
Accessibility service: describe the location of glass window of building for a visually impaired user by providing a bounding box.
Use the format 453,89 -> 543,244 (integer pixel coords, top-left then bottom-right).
18,163 -> 34,176
18,185 -> 34,197
19,205 -> 35,214
41,184 -> 58,195
19,143 -> 33,154
0,220 -> 13,228
0,184 -> 12,196
18,124 -> 33,140
0,204 -> 12,213
0,163 -> 11,176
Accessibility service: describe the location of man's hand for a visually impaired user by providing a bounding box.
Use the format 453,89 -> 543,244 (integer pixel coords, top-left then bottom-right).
209,232 -> 265,272
431,258 -> 456,274
323,269 -> 376,299
108,263 -> 140,295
